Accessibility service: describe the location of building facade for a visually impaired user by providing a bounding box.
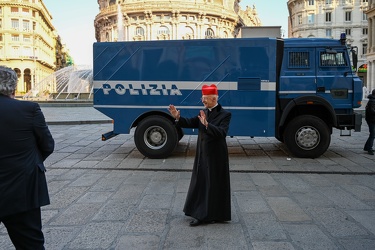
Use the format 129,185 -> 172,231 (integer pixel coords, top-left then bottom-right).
55,35 -> 70,71
0,0 -> 69,95
366,0 -> 375,92
287,0 -> 369,83
94,0 -> 262,43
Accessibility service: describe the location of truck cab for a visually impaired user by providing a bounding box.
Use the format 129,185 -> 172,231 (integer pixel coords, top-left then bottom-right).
276,34 -> 362,157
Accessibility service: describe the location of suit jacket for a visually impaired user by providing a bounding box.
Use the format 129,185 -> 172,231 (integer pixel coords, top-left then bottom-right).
0,94 -> 54,218
177,104 -> 232,221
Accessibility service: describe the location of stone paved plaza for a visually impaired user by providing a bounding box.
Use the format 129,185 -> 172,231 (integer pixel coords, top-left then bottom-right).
0,106 -> 374,249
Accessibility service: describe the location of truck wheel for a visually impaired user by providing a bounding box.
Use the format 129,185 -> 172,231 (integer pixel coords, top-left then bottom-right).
284,115 -> 330,158
134,116 -> 178,159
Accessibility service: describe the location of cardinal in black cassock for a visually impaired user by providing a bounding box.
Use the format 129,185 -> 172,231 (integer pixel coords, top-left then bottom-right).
168,84 -> 231,226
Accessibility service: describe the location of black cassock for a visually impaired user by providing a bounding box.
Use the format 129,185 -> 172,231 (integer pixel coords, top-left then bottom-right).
176,104 -> 231,222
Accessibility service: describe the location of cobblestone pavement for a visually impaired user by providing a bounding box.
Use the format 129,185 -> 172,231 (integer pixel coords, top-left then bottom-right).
1,106 -> 375,249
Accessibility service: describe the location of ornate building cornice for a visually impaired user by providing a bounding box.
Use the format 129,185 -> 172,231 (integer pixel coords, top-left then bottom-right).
95,0 -> 261,41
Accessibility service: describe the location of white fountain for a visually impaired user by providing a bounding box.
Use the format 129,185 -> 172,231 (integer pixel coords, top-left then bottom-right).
22,3 -> 125,101
23,65 -> 93,101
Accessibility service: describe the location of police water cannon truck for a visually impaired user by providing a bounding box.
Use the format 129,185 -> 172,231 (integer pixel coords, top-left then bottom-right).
93,34 -> 362,159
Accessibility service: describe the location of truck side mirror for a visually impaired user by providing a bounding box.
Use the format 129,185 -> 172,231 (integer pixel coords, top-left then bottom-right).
351,47 -> 358,70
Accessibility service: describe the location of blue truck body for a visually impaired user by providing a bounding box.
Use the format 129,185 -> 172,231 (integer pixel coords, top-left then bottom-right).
93,36 -> 362,158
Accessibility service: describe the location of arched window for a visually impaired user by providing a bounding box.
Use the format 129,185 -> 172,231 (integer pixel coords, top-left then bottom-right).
157,26 -> 170,40
205,28 -> 215,38
135,27 -> 144,36
14,68 -> 21,79
158,26 -> 170,35
134,27 -> 145,41
24,68 -> 31,92
183,26 -> 194,40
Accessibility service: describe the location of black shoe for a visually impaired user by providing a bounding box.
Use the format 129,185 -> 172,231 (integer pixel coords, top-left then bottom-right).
368,150 -> 374,155
189,219 -> 202,227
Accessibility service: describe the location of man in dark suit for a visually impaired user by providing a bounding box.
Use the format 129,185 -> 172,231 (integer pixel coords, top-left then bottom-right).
0,65 -> 54,249
169,84 -> 232,226
364,88 -> 375,155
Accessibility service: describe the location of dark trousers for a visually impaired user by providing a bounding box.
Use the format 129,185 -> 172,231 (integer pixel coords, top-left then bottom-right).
0,208 -> 45,250
364,121 -> 375,151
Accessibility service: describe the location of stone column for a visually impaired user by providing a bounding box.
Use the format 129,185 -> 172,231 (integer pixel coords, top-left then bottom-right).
372,17 -> 375,52
370,61 -> 374,91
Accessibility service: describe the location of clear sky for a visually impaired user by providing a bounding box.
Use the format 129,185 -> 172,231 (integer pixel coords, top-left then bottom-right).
43,0 -> 289,66
43,0 -> 98,66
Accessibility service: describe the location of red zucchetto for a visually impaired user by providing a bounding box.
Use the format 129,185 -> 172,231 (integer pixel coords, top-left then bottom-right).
202,84 -> 218,95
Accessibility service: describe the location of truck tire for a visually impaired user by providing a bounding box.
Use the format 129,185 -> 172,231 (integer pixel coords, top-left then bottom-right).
284,115 -> 330,158
134,116 -> 178,159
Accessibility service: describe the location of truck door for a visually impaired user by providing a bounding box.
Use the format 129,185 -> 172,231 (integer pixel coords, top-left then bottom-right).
279,48 -> 316,98
316,48 -> 353,109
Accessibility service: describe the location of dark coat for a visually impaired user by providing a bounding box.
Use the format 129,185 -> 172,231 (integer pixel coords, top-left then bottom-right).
0,95 -> 54,218
177,104 -> 231,222
365,94 -> 375,124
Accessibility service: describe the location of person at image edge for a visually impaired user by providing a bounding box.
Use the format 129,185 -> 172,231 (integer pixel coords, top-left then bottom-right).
0,65 -> 55,249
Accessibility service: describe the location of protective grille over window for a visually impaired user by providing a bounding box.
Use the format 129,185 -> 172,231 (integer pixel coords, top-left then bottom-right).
289,52 -> 309,68
320,52 -> 347,66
